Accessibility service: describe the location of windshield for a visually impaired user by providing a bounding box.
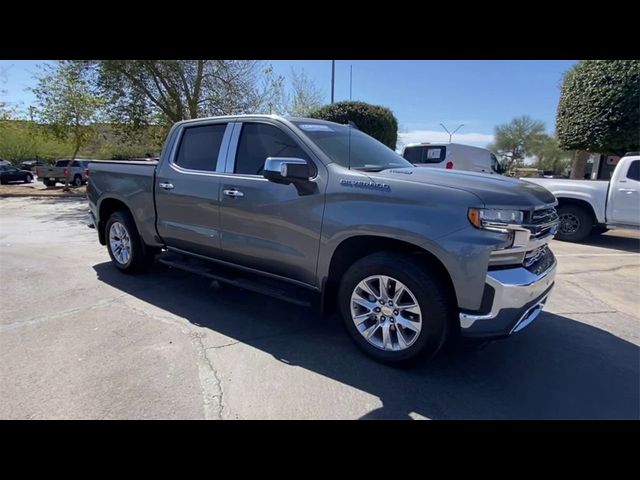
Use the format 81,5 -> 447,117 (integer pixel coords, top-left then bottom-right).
294,121 -> 412,172
490,153 -> 502,174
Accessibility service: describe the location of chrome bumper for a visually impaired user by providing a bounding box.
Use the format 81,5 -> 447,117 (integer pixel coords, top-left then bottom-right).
459,255 -> 557,338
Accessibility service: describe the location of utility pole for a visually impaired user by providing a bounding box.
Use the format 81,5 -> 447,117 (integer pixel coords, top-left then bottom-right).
440,123 -> 464,143
331,60 -> 335,103
349,64 -> 353,100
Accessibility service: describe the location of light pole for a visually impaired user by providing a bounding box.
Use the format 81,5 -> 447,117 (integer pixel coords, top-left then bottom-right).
331,60 -> 335,103
440,123 -> 464,143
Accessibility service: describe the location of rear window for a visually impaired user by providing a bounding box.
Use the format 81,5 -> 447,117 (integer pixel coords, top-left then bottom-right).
55,160 -> 70,167
627,160 -> 639,181
175,124 -> 227,171
402,146 -> 446,164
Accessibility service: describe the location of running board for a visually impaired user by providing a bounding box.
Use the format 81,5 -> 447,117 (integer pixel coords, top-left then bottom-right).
157,252 -> 315,308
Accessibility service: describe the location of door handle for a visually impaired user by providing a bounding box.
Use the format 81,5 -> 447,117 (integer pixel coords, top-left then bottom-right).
618,188 -> 636,193
223,189 -> 244,198
159,182 -> 174,190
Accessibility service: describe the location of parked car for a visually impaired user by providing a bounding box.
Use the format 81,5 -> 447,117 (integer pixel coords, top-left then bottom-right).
0,164 -> 34,184
401,143 -> 503,174
87,115 -> 559,365
19,160 -> 47,172
525,153 -> 640,241
0,158 -> 11,166
36,159 -> 91,187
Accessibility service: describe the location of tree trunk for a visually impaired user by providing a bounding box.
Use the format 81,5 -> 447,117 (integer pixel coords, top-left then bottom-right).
570,150 -> 589,179
64,144 -> 80,191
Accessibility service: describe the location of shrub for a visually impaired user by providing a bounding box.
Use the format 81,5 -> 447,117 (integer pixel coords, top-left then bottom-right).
308,101 -> 398,149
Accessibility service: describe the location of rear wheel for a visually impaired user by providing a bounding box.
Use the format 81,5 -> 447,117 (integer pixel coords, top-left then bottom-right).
72,175 -> 82,187
24,174 -> 32,183
556,204 -> 593,242
43,179 -> 55,187
105,210 -> 156,273
338,252 -> 451,365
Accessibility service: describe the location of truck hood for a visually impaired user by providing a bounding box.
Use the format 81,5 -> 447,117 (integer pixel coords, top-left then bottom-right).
368,167 -> 557,209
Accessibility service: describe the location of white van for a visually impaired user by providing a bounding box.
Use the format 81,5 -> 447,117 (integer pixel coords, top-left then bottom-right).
401,143 -> 503,175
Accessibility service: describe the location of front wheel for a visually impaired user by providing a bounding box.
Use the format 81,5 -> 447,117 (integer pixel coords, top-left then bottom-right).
105,210 -> 155,273
555,204 -> 593,242
338,252 -> 451,365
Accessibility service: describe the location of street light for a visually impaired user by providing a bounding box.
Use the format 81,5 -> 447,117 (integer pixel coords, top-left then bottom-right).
440,123 -> 464,143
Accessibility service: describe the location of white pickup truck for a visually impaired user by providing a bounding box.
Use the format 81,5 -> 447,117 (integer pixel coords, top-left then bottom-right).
525,153 -> 640,241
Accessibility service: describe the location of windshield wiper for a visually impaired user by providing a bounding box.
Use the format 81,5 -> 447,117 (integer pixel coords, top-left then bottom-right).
352,166 -> 389,172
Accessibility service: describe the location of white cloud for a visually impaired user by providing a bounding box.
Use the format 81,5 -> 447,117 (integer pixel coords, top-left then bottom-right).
397,130 -> 494,150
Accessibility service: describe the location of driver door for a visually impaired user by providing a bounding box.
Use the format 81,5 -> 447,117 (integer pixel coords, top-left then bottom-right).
218,120 -> 325,286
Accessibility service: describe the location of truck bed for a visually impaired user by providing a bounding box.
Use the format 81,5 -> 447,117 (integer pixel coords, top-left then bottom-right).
87,160 -> 159,246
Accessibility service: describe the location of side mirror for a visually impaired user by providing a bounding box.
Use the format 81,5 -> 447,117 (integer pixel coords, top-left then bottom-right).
263,157 -> 311,184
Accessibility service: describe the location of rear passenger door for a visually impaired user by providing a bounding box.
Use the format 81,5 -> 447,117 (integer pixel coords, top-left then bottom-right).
155,121 -> 233,258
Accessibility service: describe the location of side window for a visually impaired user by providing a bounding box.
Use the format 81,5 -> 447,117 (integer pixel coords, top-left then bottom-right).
626,160 -> 639,181
234,123 -> 308,175
403,147 -> 422,163
175,124 -> 227,171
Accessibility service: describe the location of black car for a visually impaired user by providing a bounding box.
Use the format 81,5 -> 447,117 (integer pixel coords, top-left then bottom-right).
0,164 -> 34,184
19,160 -> 47,171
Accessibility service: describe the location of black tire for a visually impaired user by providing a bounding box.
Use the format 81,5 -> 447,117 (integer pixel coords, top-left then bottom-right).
24,174 -> 32,183
338,252 -> 451,365
43,179 -> 55,187
556,204 -> 593,242
0,178 -> 6,185
105,210 -> 156,273
72,175 -> 82,187
591,225 -> 609,236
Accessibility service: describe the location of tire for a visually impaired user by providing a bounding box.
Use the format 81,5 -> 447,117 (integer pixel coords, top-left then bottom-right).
72,175 -> 82,187
43,179 -> 55,187
105,210 -> 156,273
0,178 -> 6,185
555,204 -> 593,242
591,226 -> 609,236
338,252 -> 451,365
24,174 -> 32,183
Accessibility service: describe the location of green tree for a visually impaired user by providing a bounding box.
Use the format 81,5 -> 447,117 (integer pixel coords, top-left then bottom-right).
33,61 -> 103,189
529,134 -> 574,174
83,60 -> 281,136
288,68 -> 324,116
308,101 -> 398,149
490,115 -> 547,172
556,60 -> 640,179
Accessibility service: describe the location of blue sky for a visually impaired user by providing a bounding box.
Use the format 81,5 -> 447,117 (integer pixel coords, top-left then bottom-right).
1,60 -> 577,148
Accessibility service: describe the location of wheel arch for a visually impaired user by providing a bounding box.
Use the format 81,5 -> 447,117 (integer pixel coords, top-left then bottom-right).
321,235 -> 458,327
556,197 -> 599,225
97,197 -> 134,245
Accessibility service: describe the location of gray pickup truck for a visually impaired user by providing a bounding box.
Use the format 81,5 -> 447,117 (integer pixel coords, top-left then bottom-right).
37,159 -> 90,187
87,115 -> 560,364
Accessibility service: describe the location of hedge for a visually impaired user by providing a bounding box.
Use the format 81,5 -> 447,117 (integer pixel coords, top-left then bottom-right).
307,101 -> 398,149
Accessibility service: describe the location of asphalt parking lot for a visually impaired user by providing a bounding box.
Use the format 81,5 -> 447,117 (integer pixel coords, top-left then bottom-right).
1,196 -> 638,419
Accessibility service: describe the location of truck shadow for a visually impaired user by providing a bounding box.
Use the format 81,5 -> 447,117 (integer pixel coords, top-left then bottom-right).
565,232 -> 640,253
94,261 -> 640,420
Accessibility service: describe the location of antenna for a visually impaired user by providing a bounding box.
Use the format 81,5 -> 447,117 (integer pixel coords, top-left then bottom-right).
440,123 -> 464,143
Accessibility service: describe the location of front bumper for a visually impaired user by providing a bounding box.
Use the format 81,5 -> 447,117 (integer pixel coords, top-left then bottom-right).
459,253 -> 557,338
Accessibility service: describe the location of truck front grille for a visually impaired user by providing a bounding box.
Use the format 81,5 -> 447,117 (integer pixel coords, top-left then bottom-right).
524,207 -> 559,239
524,245 -> 555,275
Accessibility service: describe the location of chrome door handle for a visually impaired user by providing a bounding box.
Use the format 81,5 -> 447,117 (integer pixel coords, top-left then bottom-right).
159,182 -> 174,190
223,189 -> 244,198
618,189 -> 635,193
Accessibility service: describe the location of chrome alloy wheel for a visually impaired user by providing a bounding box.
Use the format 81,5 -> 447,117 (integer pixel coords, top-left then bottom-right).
350,275 -> 422,351
559,212 -> 580,235
109,221 -> 131,265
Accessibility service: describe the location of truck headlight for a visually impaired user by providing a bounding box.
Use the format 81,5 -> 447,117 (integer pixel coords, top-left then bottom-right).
468,208 -> 524,230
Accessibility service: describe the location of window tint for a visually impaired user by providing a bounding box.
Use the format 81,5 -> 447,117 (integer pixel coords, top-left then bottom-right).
403,147 -> 422,163
626,160 -> 639,181
235,123 -> 308,175
402,146 -> 445,164
175,124 -> 227,171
